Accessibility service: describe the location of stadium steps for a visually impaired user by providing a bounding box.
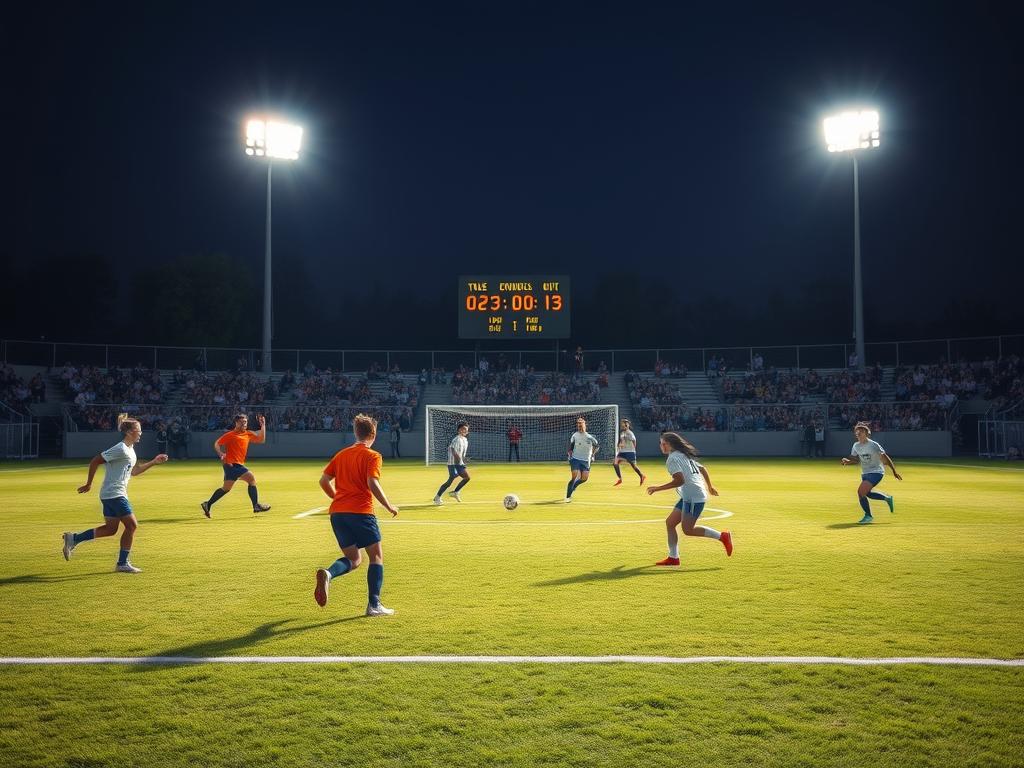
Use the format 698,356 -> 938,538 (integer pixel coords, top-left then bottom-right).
603,376 -> 634,423
422,381 -> 454,407
636,372 -> 721,406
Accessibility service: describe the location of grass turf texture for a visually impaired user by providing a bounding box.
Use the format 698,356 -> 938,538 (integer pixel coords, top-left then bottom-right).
1,456 -> 1022,766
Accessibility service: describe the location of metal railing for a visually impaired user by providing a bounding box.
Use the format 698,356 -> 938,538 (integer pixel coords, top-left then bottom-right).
4,334 -> 1022,374
0,400 -> 39,458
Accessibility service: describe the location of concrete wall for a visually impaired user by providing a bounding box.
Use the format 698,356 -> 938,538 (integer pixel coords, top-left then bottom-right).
64,429 -> 951,459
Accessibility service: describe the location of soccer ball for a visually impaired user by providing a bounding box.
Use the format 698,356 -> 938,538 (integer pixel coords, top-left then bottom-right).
503,494 -> 520,511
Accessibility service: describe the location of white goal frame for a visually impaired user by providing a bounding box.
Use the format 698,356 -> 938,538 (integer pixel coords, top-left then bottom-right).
424,404 -> 619,465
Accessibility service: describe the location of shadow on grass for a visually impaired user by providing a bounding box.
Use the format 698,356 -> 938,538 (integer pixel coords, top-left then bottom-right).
533,499 -> 571,506
134,616 -> 362,669
534,564 -> 722,587
0,572 -> 115,586
139,517 -> 204,525
825,522 -> 881,530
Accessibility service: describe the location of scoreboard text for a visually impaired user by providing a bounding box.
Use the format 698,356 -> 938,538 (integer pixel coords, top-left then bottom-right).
457,275 -> 571,339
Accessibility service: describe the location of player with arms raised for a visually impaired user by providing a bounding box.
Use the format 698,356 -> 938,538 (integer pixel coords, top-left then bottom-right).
201,413 -> 271,517
565,416 -> 599,502
841,421 -> 901,524
647,431 -> 732,565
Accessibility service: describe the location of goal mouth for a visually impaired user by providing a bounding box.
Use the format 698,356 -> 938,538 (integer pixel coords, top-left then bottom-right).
424,404 -> 619,465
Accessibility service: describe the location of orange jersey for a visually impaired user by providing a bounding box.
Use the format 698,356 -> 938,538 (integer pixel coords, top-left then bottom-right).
216,430 -> 259,464
323,442 -> 383,515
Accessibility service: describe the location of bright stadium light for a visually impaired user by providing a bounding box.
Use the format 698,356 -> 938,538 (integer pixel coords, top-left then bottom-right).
244,117 -> 303,373
824,109 -> 879,372
824,110 -> 880,153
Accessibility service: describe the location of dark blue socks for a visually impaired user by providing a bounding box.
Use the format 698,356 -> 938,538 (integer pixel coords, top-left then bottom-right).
368,563 -> 384,605
328,557 -> 352,579
73,529 -> 96,545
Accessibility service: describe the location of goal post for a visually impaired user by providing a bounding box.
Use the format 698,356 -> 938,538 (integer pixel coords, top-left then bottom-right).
424,404 -> 619,465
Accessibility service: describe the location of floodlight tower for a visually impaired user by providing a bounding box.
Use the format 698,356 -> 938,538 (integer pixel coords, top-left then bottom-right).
245,118 -> 303,374
824,110 -> 879,372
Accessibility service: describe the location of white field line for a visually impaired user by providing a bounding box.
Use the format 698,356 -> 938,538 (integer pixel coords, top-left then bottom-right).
900,462 -> 1024,473
293,506 -> 733,524
0,655 -> 1020,667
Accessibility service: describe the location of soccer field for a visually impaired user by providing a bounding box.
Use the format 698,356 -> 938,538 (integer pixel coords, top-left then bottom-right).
2,457 -> 1023,767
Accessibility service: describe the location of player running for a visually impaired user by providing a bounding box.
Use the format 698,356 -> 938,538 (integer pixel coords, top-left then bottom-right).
841,422 -> 902,524
62,413 -> 168,573
565,417 -> 599,502
647,431 -> 732,565
201,413 -> 270,517
433,422 -> 471,504
613,417 -> 646,486
314,413 -> 399,616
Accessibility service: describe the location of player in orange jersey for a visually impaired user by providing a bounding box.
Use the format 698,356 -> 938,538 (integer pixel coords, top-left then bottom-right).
314,413 -> 399,616
200,413 -> 270,517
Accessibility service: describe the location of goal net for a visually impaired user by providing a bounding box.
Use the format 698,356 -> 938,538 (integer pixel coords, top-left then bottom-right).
424,404 -> 619,465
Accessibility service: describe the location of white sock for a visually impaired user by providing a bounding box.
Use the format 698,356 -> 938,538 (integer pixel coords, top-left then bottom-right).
668,543 -> 679,558
702,528 -> 721,541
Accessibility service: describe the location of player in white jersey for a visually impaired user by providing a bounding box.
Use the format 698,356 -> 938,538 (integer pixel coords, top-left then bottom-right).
841,422 -> 901,524
565,417 -> 599,502
434,422 -> 471,504
612,418 -> 646,486
647,432 -> 732,564
62,413 -> 168,573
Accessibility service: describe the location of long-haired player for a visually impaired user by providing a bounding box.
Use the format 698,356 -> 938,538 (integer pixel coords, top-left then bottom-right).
613,417 -> 645,486
841,422 -> 901,524
646,431 -> 732,565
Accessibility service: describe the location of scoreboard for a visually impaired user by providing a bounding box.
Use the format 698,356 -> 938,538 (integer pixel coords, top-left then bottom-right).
457,275 -> 571,339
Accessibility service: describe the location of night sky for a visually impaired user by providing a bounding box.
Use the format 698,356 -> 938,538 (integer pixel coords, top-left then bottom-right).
6,2 -> 1022,350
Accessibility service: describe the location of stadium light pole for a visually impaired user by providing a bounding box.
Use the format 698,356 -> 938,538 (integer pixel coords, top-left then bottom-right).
245,118 -> 303,374
824,109 -> 879,372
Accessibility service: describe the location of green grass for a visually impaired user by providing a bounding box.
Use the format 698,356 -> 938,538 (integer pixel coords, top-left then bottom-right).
1,456 -> 1022,766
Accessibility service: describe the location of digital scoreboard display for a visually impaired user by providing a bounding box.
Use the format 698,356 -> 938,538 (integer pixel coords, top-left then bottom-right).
457,275 -> 571,339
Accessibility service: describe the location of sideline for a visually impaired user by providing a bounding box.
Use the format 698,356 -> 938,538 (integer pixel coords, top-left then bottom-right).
1,655 -> 1019,666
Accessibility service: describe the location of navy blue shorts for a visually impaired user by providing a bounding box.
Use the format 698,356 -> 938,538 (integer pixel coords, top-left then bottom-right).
447,464 -> 468,477
674,499 -> 706,518
223,463 -> 251,481
862,472 -> 884,487
330,513 -> 382,549
617,452 -> 637,463
569,457 -> 591,472
101,497 -> 134,518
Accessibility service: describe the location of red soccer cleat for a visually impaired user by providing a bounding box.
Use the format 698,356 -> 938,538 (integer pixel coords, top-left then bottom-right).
655,556 -> 680,566
314,569 -> 330,607
721,531 -> 733,557
613,479 -> 622,486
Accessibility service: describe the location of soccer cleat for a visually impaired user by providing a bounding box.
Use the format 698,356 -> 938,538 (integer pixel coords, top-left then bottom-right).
115,562 -> 142,573
201,501 -> 211,518
613,479 -> 622,486
886,495 -> 895,514
858,514 -> 874,525
62,532 -> 76,561
640,474 -> 647,486
655,556 -> 680,566
449,491 -> 462,503
314,569 -> 330,607
721,530 -> 733,556
564,497 -> 572,503
253,503 -> 271,513
433,495 -> 443,506
366,602 -> 395,616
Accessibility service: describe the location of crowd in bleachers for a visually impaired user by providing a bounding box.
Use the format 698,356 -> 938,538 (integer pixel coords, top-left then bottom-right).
0,365 -> 44,413
451,365 -> 600,405
832,403 -> 949,431
721,366 -> 882,404
61,363 -> 165,406
175,369 -> 275,406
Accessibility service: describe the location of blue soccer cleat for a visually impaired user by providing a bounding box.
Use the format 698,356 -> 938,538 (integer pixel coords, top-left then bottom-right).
886,496 -> 895,514
858,514 -> 874,525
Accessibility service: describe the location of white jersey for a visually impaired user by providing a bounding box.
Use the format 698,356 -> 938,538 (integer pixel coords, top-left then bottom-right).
665,450 -> 708,503
569,431 -> 599,462
448,434 -> 469,465
851,439 -> 886,475
99,441 -> 136,500
617,429 -> 637,453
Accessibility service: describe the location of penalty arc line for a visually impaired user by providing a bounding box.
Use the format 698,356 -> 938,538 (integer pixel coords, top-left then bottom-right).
0,655 -> 1020,667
